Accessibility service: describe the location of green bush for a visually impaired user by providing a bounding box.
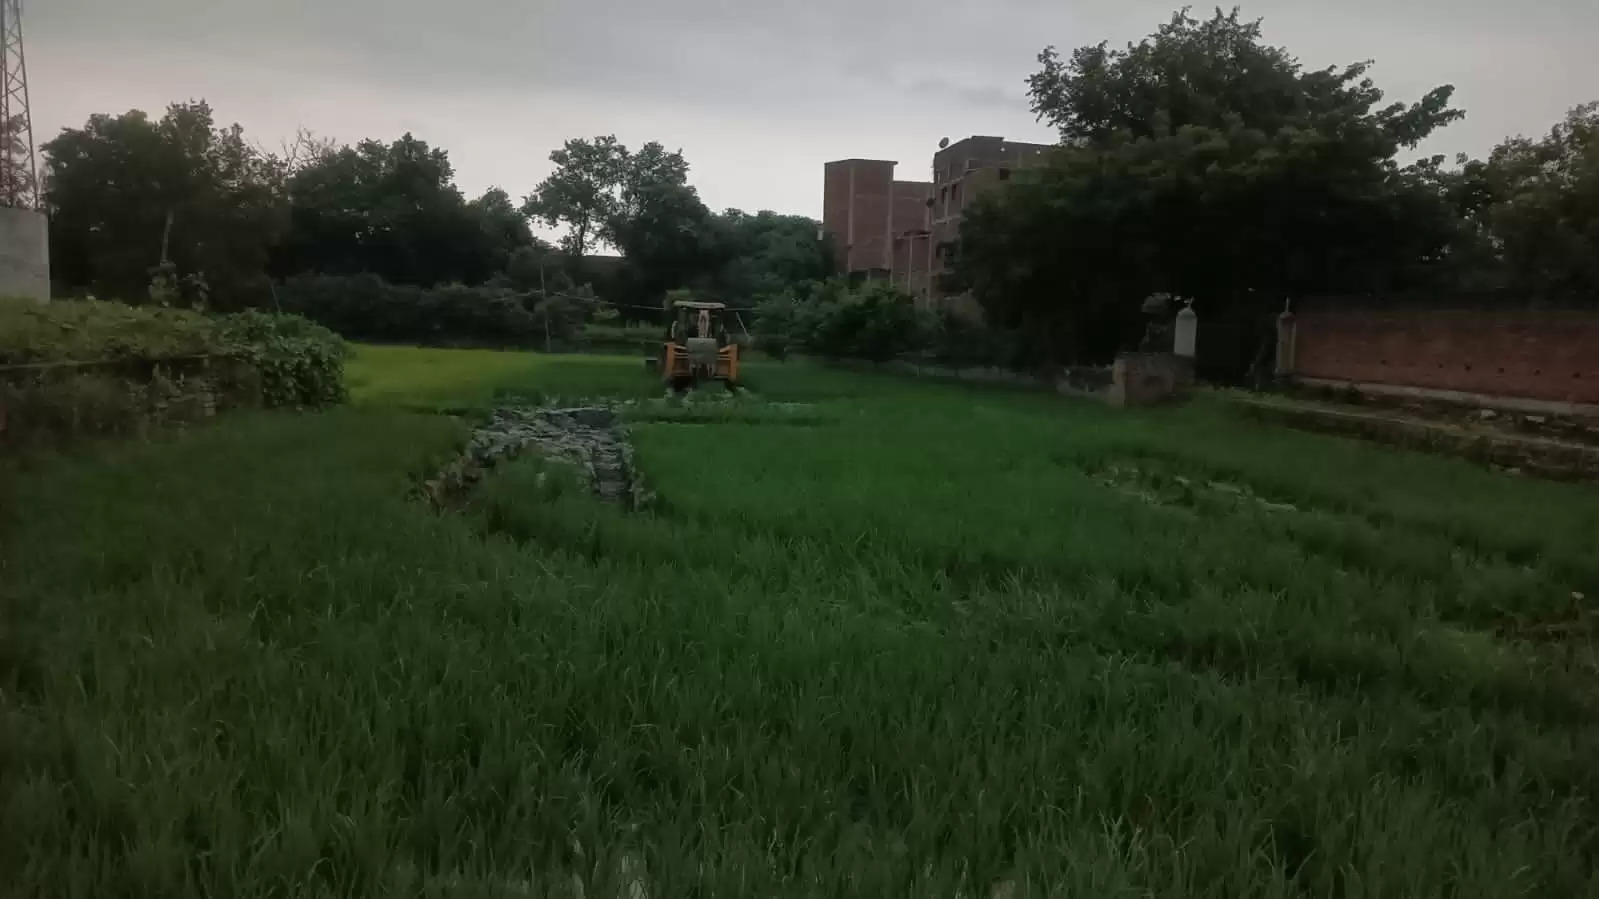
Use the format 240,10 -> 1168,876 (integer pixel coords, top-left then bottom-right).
755,282 -> 1038,369
754,281 -> 933,363
0,300 -> 346,446
215,310 -> 349,408
0,299 -> 224,365
275,273 -> 584,349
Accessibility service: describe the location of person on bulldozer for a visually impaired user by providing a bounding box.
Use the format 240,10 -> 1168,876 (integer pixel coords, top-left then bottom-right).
659,300 -> 739,389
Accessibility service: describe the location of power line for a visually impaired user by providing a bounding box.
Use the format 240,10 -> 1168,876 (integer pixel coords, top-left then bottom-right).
530,289 -> 761,313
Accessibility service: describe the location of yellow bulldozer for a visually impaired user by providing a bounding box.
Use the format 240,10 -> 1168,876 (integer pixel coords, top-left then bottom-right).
659,300 -> 739,389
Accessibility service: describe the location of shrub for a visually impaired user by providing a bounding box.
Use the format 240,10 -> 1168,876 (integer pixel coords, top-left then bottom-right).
754,281 -> 934,363
0,299 -> 224,365
275,273 -> 583,349
754,282 -> 1041,370
215,310 -> 349,408
0,300 -> 346,447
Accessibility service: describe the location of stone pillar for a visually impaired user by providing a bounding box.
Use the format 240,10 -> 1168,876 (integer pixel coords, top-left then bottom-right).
0,207 -> 50,303
1174,298 -> 1197,358
1274,299 -> 1296,377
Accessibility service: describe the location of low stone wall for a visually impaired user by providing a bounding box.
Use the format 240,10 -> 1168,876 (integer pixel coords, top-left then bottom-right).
1109,353 -> 1195,408
0,355 -> 254,447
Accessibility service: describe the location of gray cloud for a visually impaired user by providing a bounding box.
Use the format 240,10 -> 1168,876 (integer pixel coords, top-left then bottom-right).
22,0 -> 1599,220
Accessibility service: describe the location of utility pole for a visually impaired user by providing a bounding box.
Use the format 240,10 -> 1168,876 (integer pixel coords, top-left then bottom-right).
539,261 -> 551,353
0,0 -> 38,210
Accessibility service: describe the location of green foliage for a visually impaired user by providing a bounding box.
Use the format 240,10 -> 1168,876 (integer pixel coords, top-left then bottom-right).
43,101 -> 287,309
214,310 -> 348,408
703,209 -> 834,301
757,281 -> 935,362
0,299 -> 224,365
526,138 -> 835,319
5,351 -> 1599,894
275,135 -> 527,287
522,135 -> 630,258
275,273 -> 584,349
0,301 -> 343,444
1475,103 -> 1599,297
958,8 -> 1469,365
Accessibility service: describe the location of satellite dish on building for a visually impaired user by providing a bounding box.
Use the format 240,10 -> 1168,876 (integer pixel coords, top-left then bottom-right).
938,137 -> 950,149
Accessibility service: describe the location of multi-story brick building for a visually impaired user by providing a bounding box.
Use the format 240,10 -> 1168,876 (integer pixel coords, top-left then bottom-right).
823,136 -> 1052,314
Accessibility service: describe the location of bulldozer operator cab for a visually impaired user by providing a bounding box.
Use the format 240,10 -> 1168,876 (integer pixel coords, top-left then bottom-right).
661,301 -> 739,389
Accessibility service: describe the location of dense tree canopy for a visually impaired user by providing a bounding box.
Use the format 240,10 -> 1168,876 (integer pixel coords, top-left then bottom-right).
956,8 -> 1470,364
519,137 -> 833,314
707,210 -> 834,300
522,136 -> 629,259
273,134 -> 520,287
44,102 -> 286,308
1475,103 -> 1599,297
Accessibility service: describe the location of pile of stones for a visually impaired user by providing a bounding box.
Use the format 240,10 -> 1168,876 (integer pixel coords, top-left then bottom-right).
427,405 -> 648,508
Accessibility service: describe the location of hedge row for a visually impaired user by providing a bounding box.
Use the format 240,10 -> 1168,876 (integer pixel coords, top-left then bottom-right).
274,273 -> 585,348
754,282 -> 1035,369
0,300 -> 347,446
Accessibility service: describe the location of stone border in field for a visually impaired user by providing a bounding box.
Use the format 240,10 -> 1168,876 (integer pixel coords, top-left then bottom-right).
426,405 -> 653,509
1231,396 -> 1599,481
815,352 -> 1193,407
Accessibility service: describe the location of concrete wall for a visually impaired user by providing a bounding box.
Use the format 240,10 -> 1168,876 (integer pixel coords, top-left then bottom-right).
1289,305 -> 1599,406
0,207 -> 49,302
1109,353 -> 1195,407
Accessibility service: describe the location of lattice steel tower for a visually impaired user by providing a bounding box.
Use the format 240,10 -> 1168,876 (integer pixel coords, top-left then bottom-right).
0,0 -> 37,209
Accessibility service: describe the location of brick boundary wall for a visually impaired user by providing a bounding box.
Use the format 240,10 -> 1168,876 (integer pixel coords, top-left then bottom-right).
1289,305 -> 1599,406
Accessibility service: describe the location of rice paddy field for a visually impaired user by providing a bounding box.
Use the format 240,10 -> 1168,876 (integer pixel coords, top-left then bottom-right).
3,346 -> 1598,897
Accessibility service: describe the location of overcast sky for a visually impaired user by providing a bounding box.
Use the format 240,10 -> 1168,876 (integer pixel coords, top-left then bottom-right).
26,0 -> 1599,221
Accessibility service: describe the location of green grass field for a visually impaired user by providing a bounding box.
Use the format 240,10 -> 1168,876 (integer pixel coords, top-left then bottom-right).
4,345 -> 1598,896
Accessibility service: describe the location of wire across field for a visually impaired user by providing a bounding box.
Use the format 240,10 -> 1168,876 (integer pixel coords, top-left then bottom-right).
3,347 -> 1596,897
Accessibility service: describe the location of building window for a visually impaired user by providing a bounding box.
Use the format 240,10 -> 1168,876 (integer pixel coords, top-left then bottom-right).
998,168 -> 1011,181
951,183 -> 961,210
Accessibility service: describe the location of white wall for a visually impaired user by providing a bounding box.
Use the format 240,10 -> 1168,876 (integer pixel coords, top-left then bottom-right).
0,207 -> 50,302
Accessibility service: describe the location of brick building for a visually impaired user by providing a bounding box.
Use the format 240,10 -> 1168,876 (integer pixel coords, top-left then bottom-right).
823,136 -> 1051,313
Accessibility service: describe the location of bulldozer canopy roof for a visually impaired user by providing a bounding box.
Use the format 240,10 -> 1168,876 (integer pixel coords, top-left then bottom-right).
671,301 -> 727,310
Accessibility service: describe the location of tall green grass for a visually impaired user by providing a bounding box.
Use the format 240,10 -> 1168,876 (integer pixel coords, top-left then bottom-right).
3,349 -> 1596,896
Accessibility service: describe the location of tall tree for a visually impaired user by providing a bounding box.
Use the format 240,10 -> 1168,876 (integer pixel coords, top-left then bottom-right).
522,135 -> 628,258
1477,103 -> 1599,297
470,187 -> 537,278
44,101 -> 286,307
276,134 -> 516,286
955,7 -> 1467,365
706,209 -> 833,300
605,142 -> 716,307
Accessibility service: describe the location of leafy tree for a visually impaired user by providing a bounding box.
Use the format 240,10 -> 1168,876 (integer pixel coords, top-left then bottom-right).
1476,103 -> 1599,297
275,134 -> 513,286
706,210 -> 834,301
607,146 -> 718,312
756,280 -> 933,362
43,101 -> 286,308
470,187 -> 537,278
522,135 -> 628,258
956,8 -> 1467,366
